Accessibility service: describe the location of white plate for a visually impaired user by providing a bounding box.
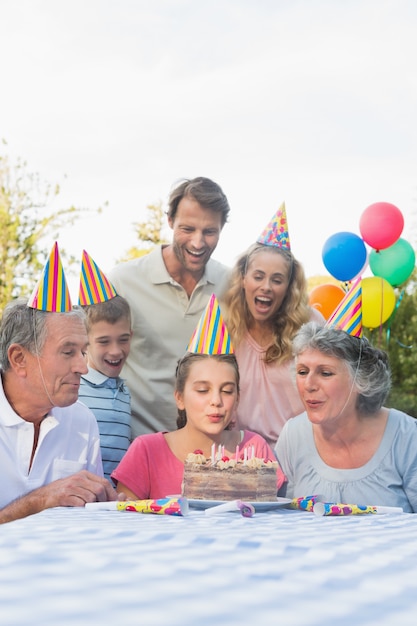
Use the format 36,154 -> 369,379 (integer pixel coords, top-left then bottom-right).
187,497 -> 292,511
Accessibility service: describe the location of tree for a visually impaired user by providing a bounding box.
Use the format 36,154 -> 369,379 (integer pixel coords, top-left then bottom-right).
118,201 -> 170,262
0,143 -> 100,313
364,270 -> 417,417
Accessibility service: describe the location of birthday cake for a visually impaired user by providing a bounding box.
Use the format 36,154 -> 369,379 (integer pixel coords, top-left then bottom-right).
182,451 -> 278,501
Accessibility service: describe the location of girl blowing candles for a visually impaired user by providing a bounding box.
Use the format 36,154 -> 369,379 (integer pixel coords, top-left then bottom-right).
111,296 -> 285,499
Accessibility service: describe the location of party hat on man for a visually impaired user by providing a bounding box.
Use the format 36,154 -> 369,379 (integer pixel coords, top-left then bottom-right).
78,250 -> 117,306
187,294 -> 234,354
326,277 -> 363,338
257,202 -> 291,250
27,242 -> 72,312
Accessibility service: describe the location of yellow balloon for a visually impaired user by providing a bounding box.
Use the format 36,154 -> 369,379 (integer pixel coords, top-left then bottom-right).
361,277 -> 396,329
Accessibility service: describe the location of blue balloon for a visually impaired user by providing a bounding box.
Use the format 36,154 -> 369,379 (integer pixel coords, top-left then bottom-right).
322,232 -> 367,281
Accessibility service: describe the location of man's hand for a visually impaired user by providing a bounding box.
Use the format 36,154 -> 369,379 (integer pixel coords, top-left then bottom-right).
43,470 -> 118,508
0,470 -> 119,525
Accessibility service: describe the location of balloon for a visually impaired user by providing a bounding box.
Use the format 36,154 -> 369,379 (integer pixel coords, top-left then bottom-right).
308,283 -> 346,320
322,232 -> 367,281
369,238 -> 416,286
350,250 -> 369,282
361,276 -> 396,329
359,202 -> 404,250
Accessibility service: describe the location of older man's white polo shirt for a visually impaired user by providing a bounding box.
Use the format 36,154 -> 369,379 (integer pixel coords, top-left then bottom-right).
0,376 -> 103,508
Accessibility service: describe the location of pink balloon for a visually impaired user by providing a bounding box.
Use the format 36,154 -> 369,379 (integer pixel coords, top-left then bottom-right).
359,202 -> 404,251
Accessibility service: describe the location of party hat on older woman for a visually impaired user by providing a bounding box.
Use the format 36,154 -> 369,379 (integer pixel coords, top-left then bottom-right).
78,250 -> 117,306
326,277 -> 363,338
257,201 -> 291,250
27,242 -> 72,312
187,293 -> 234,354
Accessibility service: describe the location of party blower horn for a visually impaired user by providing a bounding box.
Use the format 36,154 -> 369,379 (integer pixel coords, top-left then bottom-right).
205,500 -> 255,517
313,502 -> 403,517
289,495 -> 323,512
85,497 -> 189,516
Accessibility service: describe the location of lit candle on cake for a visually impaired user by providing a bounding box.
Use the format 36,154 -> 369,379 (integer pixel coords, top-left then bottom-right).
235,445 -> 240,462
211,443 -> 215,464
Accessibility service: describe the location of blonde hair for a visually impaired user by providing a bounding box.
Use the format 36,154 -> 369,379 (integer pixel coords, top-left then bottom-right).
221,243 -> 311,364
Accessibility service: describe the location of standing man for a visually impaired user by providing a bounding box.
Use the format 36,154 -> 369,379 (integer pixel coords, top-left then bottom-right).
109,176 -> 231,437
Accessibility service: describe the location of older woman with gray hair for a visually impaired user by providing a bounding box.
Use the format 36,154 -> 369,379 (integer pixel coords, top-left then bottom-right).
275,322 -> 417,512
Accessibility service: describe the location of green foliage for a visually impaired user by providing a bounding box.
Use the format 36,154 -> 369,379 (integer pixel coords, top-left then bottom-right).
0,143 -> 100,313
117,201 -> 170,262
363,270 -> 417,417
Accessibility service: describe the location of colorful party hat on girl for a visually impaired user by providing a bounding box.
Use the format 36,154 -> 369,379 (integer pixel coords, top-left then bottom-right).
257,202 -> 291,250
326,277 -> 363,338
187,294 -> 234,354
27,242 -> 72,312
78,250 -> 117,306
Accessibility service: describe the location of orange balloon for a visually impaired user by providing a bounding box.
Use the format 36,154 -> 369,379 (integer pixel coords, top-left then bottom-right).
308,284 -> 346,320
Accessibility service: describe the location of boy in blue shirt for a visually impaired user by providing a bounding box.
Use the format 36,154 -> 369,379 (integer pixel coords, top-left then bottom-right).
78,252 -> 133,482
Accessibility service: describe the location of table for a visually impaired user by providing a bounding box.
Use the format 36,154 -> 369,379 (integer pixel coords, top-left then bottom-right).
1,504 -> 417,625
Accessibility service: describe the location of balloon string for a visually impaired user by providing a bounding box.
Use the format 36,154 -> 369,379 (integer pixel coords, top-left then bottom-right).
394,339 -> 413,349
379,278 -> 385,345
385,288 -> 412,348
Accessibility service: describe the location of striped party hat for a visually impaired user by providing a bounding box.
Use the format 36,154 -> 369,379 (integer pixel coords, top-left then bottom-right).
187,294 -> 234,354
78,250 -> 117,306
257,202 -> 291,250
27,242 -> 72,312
326,277 -> 363,338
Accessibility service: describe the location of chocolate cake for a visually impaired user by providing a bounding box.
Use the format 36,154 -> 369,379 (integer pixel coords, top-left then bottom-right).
182,452 -> 278,501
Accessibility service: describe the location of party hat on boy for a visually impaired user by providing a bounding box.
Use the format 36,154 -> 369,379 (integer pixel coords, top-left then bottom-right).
187,294 -> 234,354
27,242 -> 72,312
257,201 -> 291,250
326,277 -> 363,338
78,250 -> 117,306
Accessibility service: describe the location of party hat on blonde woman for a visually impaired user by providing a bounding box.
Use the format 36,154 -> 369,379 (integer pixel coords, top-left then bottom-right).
27,242 -> 72,312
187,294 -> 234,354
78,250 -> 117,306
326,277 -> 363,338
257,201 -> 291,250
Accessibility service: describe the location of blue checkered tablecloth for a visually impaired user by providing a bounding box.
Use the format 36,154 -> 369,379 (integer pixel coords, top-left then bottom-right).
1,505 -> 417,625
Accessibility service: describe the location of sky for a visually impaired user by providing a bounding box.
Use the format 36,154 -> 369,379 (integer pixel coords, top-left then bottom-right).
1,0 -> 417,293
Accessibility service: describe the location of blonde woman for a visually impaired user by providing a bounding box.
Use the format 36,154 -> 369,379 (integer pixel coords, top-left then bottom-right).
221,206 -> 324,447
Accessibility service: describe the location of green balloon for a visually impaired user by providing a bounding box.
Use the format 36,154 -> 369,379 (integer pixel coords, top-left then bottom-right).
369,238 -> 416,286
